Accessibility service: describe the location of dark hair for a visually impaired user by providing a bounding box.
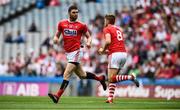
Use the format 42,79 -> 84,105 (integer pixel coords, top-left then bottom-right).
68,5 -> 78,13
105,14 -> 116,24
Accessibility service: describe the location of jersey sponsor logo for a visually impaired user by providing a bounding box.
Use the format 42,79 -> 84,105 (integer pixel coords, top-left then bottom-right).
64,29 -> 77,36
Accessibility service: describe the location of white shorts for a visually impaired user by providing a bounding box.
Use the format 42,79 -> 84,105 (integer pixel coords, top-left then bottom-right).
108,52 -> 127,69
66,49 -> 83,63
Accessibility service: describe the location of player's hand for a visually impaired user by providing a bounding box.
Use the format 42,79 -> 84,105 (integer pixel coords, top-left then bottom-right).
98,48 -> 104,55
53,37 -> 59,44
86,42 -> 91,49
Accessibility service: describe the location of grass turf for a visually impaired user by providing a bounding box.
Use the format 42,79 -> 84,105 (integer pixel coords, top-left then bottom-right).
0,96 -> 180,110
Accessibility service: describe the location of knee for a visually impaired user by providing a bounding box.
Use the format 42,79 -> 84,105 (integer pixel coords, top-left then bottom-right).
79,75 -> 86,79
108,75 -> 115,83
63,74 -> 70,80
78,71 -> 88,79
108,78 -> 114,83
63,72 -> 71,80
79,76 -> 86,79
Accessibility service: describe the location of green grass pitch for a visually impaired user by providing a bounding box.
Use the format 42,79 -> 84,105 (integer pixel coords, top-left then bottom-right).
0,96 -> 180,110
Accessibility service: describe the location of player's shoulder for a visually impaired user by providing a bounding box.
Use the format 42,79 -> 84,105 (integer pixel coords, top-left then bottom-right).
113,25 -> 123,33
76,20 -> 86,25
108,25 -> 122,31
57,19 -> 68,27
103,26 -> 111,32
59,19 -> 68,23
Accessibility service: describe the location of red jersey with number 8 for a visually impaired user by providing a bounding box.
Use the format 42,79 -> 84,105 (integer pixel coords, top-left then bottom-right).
103,25 -> 126,55
57,19 -> 88,52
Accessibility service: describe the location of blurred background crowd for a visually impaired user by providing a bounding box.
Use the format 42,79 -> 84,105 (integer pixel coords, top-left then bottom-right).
0,0 -> 179,80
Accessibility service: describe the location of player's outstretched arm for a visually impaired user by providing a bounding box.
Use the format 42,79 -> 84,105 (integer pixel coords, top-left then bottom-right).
84,31 -> 92,49
98,33 -> 111,55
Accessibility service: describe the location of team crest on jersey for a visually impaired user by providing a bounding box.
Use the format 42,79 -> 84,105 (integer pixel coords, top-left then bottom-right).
64,29 -> 77,36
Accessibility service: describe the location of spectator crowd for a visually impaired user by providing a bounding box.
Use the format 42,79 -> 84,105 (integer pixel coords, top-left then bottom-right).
0,0 -> 179,80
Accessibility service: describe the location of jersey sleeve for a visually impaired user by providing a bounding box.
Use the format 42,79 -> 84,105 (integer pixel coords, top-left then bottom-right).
103,27 -> 111,35
83,24 -> 88,33
57,21 -> 62,32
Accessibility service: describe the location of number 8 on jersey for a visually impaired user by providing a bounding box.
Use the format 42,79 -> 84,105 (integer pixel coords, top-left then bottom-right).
116,30 -> 123,41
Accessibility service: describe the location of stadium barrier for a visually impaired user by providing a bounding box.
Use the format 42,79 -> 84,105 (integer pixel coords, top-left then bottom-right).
0,76 -> 63,96
96,79 -> 180,100
0,76 -> 180,99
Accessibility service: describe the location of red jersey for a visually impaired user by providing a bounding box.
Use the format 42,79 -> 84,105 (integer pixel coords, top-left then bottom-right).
103,25 -> 126,55
57,19 -> 88,52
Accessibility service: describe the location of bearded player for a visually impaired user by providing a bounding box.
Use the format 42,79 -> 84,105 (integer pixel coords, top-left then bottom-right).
48,5 -> 107,103
98,14 -> 139,103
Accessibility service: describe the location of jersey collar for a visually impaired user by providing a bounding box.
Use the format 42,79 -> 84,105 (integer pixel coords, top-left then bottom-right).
68,19 -> 78,23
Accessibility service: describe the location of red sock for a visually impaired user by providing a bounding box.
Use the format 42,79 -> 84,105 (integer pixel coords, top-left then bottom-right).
96,75 -> 104,81
112,75 -> 134,82
56,89 -> 64,97
56,80 -> 69,98
107,83 -> 116,101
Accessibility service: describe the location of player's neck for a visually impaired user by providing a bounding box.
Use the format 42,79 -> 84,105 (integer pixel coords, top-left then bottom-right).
107,24 -> 113,26
68,18 -> 77,23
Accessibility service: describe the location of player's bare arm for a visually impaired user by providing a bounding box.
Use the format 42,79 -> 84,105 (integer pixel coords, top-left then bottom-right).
98,33 -> 111,55
53,31 -> 61,44
84,31 -> 92,48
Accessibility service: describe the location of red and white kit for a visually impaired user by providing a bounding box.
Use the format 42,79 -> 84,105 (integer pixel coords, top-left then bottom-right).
103,25 -> 127,69
57,19 -> 88,62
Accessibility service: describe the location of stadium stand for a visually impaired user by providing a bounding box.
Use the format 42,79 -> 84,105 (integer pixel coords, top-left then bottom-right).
0,0 -> 179,81
0,0 -> 37,25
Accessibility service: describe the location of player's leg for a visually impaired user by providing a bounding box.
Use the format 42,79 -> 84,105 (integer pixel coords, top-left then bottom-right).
56,62 -> 77,97
106,53 -> 139,103
106,70 -> 139,103
48,62 -> 76,103
74,64 -> 107,90
108,53 -> 139,86
110,72 -> 139,87
106,68 -> 119,103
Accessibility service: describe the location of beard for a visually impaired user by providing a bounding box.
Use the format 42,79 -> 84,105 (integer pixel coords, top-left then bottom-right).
70,16 -> 77,21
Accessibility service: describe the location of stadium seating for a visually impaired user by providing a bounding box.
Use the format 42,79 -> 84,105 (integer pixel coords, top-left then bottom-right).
0,0 -> 36,24
0,0 -> 179,79
0,0 -> 134,61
